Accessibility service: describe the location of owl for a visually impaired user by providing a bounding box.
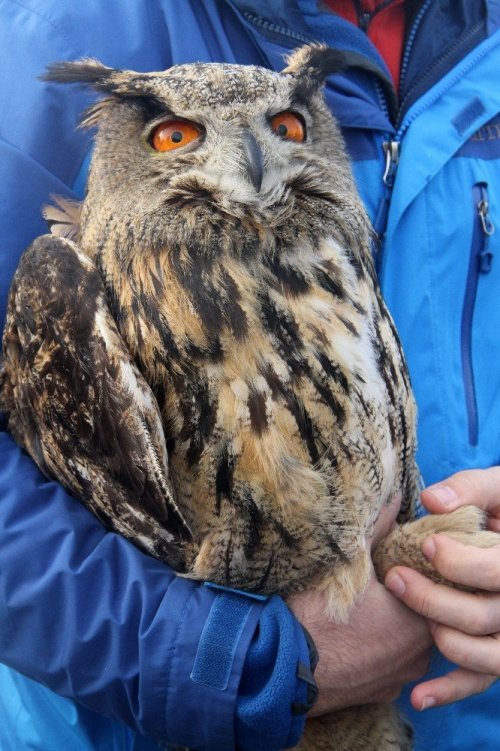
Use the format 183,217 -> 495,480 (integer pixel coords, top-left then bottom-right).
1,45 -> 498,751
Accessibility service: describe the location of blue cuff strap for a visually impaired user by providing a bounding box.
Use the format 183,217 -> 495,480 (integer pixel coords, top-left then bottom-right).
164,583 -> 265,750
191,591 -> 257,690
204,581 -> 268,601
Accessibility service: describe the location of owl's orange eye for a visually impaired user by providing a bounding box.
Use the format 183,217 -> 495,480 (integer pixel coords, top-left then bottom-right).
270,111 -> 306,143
150,120 -> 202,152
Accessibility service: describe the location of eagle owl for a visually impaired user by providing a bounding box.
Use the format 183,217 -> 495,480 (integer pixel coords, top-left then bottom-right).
1,45 -> 498,751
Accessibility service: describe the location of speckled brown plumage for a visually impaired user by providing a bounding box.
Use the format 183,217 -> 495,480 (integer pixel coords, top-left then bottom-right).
2,45 -> 498,750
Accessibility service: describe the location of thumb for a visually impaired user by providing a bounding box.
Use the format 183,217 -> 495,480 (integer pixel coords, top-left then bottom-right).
421,467 -> 500,521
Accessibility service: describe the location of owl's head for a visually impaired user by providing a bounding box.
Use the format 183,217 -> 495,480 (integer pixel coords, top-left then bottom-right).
45,45 -> 367,254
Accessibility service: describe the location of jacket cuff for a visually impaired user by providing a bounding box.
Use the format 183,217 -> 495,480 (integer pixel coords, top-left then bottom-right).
161,582 -> 264,750
167,587 -> 318,751
235,594 -> 318,751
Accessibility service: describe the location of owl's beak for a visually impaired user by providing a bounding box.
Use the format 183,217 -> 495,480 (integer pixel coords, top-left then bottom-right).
243,132 -> 264,193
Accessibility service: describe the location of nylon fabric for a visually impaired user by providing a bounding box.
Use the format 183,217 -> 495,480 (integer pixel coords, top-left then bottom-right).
380,31 -> 500,485
0,664 -> 141,751
0,431 -> 180,747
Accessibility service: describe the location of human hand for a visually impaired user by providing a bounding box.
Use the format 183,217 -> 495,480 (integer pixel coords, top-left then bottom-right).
290,576 -> 432,715
385,467 -> 500,711
289,495 -> 431,716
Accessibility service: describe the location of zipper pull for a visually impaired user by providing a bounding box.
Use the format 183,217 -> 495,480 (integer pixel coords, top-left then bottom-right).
373,141 -> 400,251
358,11 -> 371,31
478,196 -> 495,236
477,190 -> 495,273
382,140 -> 399,187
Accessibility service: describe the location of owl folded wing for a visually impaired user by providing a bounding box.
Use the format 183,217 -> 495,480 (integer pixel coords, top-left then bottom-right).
0,235 -> 192,571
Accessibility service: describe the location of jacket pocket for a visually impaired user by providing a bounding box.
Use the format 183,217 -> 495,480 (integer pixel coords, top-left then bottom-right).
460,182 -> 495,446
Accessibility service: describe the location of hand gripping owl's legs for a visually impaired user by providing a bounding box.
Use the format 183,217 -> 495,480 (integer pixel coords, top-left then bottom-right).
0,235 -> 193,571
372,505 -> 500,586
295,507 -> 500,751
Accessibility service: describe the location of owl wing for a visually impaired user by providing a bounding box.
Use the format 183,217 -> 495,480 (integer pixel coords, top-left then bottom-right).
0,235 -> 192,571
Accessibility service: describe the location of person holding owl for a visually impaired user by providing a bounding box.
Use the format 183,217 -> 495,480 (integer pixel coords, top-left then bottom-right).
0,1 -> 499,751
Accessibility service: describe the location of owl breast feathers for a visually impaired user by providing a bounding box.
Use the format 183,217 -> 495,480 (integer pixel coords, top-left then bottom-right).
0,44 -> 418,621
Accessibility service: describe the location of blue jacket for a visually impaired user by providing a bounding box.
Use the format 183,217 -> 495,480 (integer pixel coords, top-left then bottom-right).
1,1 -> 499,750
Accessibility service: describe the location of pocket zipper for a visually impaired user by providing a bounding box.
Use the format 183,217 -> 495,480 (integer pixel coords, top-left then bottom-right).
460,183 -> 495,446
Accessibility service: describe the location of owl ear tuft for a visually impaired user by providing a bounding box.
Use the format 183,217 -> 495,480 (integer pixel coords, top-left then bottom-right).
42,58 -> 162,129
42,58 -> 122,92
282,44 -> 348,87
283,43 -> 397,114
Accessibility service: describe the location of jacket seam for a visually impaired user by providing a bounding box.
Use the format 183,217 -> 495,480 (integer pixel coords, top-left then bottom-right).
0,135 -> 61,176
0,136 -> 88,201
4,0 -> 84,58
162,587 -> 195,744
423,188 -> 455,478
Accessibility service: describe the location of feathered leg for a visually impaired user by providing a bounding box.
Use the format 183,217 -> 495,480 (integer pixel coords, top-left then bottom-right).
298,705 -> 413,751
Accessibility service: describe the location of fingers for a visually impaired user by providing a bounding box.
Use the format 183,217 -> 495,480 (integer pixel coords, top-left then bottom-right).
429,623 -> 500,675
421,467 -> 500,518
421,533 -> 500,591
385,566 -> 500,634
386,565 -> 500,707
487,517 -> 500,533
411,668 -> 497,710
393,466 -> 500,710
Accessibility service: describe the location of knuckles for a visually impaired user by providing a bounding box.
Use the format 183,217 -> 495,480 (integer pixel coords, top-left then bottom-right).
463,596 -> 500,636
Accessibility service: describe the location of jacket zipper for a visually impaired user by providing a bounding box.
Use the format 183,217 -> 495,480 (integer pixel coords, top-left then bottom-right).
397,19 -> 484,131
375,12 -> 489,245
397,0 -> 434,117
353,0 -> 398,32
373,139 -> 399,269
460,183 -> 495,446
239,9 -> 315,46
238,5 -> 397,117
373,0 -> 433,248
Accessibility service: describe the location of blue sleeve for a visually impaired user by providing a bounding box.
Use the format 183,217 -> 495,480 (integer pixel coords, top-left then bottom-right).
0,3 -> 315,747
0,427 -> 314,749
